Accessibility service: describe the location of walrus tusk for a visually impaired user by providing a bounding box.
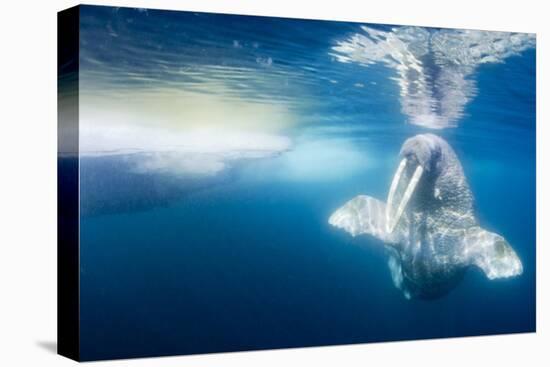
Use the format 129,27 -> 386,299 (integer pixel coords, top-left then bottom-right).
386,160 -> 423,233
386,159 -> 407,233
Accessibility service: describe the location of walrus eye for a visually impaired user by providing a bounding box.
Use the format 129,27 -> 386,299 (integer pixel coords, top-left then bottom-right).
386,158 -> 424,233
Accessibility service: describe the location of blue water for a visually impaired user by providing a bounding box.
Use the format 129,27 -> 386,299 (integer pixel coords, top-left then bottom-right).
77,6 -> 535,361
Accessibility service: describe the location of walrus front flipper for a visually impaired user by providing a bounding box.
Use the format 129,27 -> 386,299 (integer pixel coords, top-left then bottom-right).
464,227 -> 523,279
329,195 -> 400,245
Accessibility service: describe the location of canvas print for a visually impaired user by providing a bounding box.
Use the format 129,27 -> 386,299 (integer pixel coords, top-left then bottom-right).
58,5 -> 536,361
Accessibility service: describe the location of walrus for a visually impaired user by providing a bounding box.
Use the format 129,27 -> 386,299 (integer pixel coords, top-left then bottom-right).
329,134 -> 522,299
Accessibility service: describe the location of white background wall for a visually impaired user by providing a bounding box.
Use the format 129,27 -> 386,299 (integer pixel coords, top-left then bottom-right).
0,0 -> 547,366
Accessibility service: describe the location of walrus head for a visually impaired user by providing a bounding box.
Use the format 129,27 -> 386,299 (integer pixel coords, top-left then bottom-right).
386,134 -> 450,233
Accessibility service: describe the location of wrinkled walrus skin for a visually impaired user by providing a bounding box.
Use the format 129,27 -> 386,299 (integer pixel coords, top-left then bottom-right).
329,134 -> 522,299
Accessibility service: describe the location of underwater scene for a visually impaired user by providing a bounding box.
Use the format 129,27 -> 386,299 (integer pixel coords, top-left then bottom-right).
75,5 -> 535,360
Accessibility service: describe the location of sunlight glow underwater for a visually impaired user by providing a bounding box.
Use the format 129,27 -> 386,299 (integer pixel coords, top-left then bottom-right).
79,18 -> 534,178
